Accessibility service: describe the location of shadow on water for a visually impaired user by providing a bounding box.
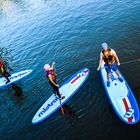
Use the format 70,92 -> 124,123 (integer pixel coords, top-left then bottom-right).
10,83 -> 26,105
63,104 -> 75,117
11,83 -> 23,96
61,104 -> 78,126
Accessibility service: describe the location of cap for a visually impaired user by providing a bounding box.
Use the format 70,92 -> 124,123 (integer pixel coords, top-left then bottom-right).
101,42 -> 108,49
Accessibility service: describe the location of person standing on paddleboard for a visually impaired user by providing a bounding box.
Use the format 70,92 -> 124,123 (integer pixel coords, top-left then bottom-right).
44,62 -> 65,100
0,56 -> 11,84
97,42 -> 123,87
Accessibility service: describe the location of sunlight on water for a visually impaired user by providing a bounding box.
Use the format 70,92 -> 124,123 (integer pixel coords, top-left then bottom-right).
0,0 -> 140,139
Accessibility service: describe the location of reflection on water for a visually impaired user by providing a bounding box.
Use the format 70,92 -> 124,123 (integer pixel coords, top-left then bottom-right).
11,83 -> 23,97
63,104 -> 76,117
62,104 -> 77,125
0,0 -> 19,16
9,83 -> 26,105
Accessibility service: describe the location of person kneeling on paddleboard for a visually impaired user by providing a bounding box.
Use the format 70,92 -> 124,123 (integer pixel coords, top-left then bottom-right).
97,42 -> 123,87
44,62 -> 65,100
0,57 -> 11,84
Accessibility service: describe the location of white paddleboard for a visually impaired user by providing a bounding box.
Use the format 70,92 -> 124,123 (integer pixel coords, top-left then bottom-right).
32,68 -> 90,124
100,61 -> 140,124
0,70 -> 32,88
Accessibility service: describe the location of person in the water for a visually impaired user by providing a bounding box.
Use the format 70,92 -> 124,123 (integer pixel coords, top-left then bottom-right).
97,42 -> 123,87
44,62 -> 65,100
0,56 -> 11,84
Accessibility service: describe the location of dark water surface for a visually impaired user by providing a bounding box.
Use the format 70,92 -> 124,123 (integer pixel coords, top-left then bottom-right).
0,0 -> 140,139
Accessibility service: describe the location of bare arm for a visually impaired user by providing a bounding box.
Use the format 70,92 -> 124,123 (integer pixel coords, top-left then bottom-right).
112,49 -> 120,65
51,61 -> 55,70
97,52 -> 103,71
48,75 -> 59,87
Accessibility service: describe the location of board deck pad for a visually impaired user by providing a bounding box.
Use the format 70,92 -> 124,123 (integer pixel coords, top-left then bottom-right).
100,62 -> 140,124
32,68 -> 90,124
0,70 -> 32,88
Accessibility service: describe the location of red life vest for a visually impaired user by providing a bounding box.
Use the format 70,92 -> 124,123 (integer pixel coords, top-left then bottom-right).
0,59 -> 4,67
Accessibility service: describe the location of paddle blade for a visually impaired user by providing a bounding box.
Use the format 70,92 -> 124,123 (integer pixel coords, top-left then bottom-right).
60,106 -> 65,115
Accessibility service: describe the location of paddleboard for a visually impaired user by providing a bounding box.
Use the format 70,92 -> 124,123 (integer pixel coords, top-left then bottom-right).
0,70 -> 32,88
32,68 -> 89,124
100,61 -> 140,125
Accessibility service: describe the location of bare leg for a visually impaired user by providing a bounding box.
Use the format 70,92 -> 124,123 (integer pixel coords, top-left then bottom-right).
107,73 -> 110,82
106,73 -> 111,87
115,70 -> 120,78
115,70 -> 123,82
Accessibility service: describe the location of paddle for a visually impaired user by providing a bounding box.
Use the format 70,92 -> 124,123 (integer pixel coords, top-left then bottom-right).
8,66 -> 14,72
58,96 -> 65,115
52,61 -> 65,115
100,58 -> 140,69
121,58 -> 140,65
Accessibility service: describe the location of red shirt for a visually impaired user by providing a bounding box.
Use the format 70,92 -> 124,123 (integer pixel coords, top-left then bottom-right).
0,59 -> 4,67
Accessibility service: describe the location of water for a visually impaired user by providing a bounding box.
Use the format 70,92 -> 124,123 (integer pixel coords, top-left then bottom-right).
0,0 -> 140,139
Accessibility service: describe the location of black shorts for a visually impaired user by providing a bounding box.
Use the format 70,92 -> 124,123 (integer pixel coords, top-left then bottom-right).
0,66 -> 10,76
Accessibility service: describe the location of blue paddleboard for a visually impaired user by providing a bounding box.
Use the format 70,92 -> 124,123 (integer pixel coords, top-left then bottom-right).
0,70 -> 32,88
32,68 -> 90,124
100,62 -> 140,125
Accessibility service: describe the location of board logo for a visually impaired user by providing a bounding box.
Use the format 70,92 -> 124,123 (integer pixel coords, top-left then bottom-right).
38,96 -> 59,117
77,70 -> 87,77
9,72 -> 28,80
124,108 -> 134,119
71,69 -> 88,84
110,71 -> 116,81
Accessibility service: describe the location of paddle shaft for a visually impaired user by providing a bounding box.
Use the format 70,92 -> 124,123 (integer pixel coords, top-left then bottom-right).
121,59 -> 140,65
101,58 -> 140,69
52,62 -> 64,114
59,97 -> 65,115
